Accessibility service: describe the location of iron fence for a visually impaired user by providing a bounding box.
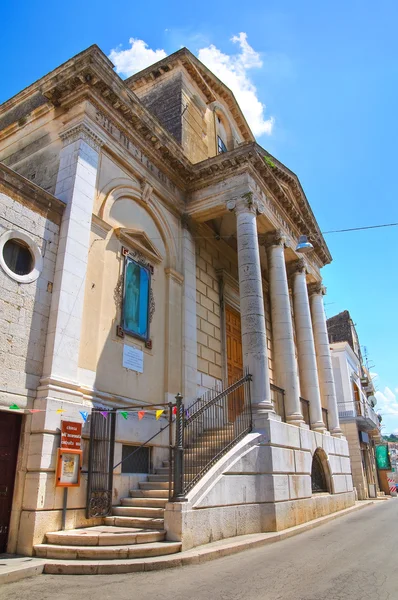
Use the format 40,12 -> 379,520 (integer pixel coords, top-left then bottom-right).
271,383 -> 286,421
322,407 -> 329,431
86,409 -> 116,518
172,373 -> 252,498
300,397 -> 310,426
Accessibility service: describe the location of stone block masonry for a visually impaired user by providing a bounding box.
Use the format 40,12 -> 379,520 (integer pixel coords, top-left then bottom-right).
0,188 -> 60,407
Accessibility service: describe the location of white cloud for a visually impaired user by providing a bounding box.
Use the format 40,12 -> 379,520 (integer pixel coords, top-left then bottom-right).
109,38 -> 167,78
198,33 -> 274,136
109,33 -> 274,137
375,387 -> 398,416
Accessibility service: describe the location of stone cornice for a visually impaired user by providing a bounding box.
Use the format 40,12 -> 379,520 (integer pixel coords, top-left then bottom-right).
0,162 -> 65,223
60,121 -> 105,152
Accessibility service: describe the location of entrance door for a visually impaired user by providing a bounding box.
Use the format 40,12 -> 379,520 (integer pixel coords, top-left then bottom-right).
225,305 -> 244,421
0,412 -> 21,553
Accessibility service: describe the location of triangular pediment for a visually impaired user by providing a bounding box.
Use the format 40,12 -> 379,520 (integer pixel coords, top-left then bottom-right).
114,228 -> 163,264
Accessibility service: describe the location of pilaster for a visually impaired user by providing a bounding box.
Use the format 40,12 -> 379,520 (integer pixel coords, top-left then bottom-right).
42,121 -> 103,386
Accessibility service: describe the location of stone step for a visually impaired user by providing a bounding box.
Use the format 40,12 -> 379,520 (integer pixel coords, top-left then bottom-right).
162,460 -> 171,468
130,489 -> 169,499
45,526 -> 165,547
35,541 -> 181,561
104,516 -> 164,529
155,467 -> 170,475
121,497 -> 168,508
139,481 -> 170,490
113,506 -> 164,518
147,474 -> 169,482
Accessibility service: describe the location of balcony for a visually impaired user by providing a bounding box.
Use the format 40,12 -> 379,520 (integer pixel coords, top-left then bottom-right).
338,399 -> 380,432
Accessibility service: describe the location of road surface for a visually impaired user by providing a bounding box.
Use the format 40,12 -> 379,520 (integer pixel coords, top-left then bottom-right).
1,500 -> 396,600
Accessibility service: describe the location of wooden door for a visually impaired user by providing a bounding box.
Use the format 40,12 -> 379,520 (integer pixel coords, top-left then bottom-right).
225,305 -> 244,421
0,412 -> 21,553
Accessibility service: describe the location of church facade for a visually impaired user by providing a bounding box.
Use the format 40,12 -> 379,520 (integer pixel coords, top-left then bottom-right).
0,45 -> 354,566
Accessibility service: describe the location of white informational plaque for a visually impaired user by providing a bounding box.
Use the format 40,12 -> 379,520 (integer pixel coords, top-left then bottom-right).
123,344 -> 144,373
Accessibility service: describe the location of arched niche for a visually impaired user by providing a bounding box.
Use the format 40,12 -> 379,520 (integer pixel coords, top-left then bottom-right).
311,448 -> 333,494
99,182 -> 177,269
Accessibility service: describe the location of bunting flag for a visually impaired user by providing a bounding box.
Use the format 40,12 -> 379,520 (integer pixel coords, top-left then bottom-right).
29,409 -> 43,413
172,406 -> 177,415
79,411 -> 88,422
56,408 -> 65,414
138,411 -> 145,421
120,411 -> 128,420
9,404 -> 20,410
156,409 -> 165,420
100,411 -> 108,419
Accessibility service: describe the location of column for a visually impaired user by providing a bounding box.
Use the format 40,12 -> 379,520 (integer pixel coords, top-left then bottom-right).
292,260 -> 325,432
228,195 -> 273,419
309,283 -> 342,436
265,231 -> 303,424
42,121 -> 103,383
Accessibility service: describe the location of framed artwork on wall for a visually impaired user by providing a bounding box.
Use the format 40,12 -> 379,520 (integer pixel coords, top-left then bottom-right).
122,256 -> 151,341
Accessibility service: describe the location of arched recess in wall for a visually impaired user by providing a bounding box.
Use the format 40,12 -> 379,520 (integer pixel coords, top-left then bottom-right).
98,180 -> 177,270
311,447 -> 333,494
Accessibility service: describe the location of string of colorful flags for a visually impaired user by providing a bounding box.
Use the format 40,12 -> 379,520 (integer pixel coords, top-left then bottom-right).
7,403 -> 181,422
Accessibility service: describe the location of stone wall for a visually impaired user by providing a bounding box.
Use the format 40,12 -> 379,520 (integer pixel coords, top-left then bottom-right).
165,421 -> 355,550
340,420 -> 368,499
0,169 -> 62,408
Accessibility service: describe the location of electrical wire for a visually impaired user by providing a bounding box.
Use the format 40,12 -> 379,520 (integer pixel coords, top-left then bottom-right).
322,222 -> 398,234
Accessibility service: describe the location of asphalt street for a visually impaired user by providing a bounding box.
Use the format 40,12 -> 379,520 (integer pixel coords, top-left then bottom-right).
1,500 -> 396,600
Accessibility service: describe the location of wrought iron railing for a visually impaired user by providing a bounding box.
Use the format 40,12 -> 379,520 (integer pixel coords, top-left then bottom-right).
172,373 -> 252,498
271,383 -> 286,421
322,407 -> 329,431
300,397 -> 310,426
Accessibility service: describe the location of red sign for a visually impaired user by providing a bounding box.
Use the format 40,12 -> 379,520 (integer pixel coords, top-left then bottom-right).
61,421 -> 82,450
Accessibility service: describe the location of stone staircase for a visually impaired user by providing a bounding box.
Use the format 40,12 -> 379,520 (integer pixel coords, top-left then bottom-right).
34,426 -> 236,574
34,459 -> 181,573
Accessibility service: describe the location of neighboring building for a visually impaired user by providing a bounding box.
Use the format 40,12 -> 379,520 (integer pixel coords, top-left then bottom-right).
0,45 -> 354,569
327,310 -> 382,499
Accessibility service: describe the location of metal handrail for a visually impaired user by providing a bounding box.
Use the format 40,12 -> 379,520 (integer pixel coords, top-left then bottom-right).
172,373 -> 252,499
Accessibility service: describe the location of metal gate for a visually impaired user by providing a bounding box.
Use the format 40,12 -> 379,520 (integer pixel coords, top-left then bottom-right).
86,409 -> 116,518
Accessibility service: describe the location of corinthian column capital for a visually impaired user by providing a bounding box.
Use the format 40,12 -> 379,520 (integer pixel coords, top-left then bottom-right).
262,229 -> 286,249
308,281 -> 326,296
226,192 -> 265,216
288,257 -> 307,279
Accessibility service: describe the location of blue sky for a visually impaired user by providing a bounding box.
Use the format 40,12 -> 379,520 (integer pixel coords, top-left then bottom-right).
1,1 -> 397,432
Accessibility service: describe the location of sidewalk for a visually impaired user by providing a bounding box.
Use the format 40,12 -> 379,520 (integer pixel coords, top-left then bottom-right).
0,500 -> 378,581
0,555 -> 44,585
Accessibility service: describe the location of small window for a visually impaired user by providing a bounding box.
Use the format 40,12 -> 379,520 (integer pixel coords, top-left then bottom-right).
121,444 -> 151,473
217,135 -> 227,154
3,239 -> 33,275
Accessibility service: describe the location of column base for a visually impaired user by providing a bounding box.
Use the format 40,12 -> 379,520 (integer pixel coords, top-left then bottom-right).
330,427 -> 344,437
286,413 -> 305,427
252,403 -> 280,430
311,421 -> 327,434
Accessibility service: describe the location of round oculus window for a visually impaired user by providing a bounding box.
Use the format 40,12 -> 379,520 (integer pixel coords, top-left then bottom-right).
0,230 -> 43,283
3,238 -> 34,275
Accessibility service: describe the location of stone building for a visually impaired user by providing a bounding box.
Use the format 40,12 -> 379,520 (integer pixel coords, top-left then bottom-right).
327,310 -> 381,499
0,45 -> 354,571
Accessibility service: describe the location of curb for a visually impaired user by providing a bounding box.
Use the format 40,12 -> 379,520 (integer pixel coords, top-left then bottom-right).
42,500 -> 377,575
0,562 -> 44,585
